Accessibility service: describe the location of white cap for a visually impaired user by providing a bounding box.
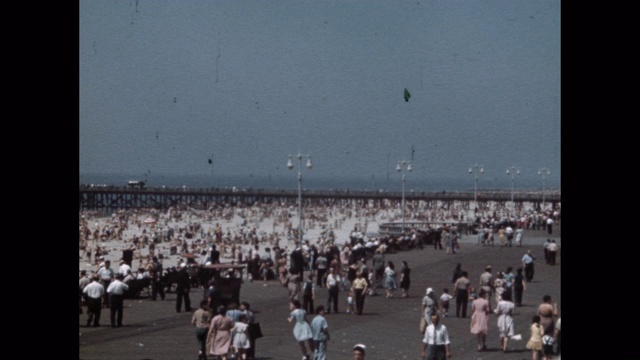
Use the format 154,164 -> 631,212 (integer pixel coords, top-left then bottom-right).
353,344 -> 366,354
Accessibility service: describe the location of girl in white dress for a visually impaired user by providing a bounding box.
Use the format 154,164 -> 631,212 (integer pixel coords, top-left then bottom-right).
231,314 -> 250,360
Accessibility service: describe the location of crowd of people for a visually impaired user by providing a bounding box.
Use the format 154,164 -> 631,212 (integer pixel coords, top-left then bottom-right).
79,200 -> 560,359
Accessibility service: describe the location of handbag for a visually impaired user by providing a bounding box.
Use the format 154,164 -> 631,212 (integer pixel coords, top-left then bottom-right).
542,334 -> 554,355
249,322 -> 264,339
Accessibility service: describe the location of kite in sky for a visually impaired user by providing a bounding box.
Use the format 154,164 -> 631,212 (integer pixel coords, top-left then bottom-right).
404,88 -> 411,102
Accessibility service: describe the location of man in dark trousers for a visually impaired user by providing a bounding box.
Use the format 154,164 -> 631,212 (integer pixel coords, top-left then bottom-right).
210,245 -> 220,264
148,256 -> 165,300
83,275 -> 105,327
290,243 -> 305,276
107,273 -> 129,327
176,263 -> 192,312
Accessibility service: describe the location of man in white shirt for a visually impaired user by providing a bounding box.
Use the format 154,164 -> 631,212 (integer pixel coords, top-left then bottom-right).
505,226 -> 514,247
83,275 -> 105,327
547,240 -> 559,266
118,259 -> 131,277
421,313 -> 451,360
107,274 -> 129,327
97,260 -> 115,308
325,267 -> 341,314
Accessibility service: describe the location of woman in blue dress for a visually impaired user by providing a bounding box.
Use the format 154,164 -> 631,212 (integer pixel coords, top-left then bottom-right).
288,299 -> 315,360
384,261 -> 397,298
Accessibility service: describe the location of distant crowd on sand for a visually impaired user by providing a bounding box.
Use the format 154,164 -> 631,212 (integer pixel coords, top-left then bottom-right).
79,200 -> 560,268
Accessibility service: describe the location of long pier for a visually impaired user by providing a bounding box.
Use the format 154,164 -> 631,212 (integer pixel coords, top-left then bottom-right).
79,185 -> 560,211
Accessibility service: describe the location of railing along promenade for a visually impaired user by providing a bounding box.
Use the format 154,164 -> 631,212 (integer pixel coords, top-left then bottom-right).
79,185 -> 560,211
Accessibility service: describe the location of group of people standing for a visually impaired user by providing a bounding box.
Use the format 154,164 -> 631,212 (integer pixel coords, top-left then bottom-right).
417,261 -> 560,359
192,300 -> 259,360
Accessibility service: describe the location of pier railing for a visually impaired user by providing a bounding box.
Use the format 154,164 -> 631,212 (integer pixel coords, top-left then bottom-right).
79,185 -> 560,211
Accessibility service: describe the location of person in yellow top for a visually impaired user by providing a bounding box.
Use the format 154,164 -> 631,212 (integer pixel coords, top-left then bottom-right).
526,315 -> 545,360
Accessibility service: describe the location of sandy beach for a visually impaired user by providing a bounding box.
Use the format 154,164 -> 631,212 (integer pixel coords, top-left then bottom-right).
79,200 -> 558,274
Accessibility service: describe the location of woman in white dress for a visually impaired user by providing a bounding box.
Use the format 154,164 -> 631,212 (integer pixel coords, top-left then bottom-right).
495,291 -> 515,353
288,300 -> 314,360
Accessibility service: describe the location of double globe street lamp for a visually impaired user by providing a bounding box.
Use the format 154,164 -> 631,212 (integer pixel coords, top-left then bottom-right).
506,166 -> 520,218
396,160 -> 412,233
538,168 -> 551,211
468,164 -> 484,219
287,151 -> 312,244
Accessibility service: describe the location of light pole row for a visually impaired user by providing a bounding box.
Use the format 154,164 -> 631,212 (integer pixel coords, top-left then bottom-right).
538,167 -> 551,211
506,166 -> 520,218
396,160 -> 412,233
468,164 -> 484,218
468,165 -> 552,218
287,151 -> 312,244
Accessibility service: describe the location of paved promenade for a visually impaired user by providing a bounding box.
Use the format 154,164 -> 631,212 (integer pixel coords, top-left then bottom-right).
79,226 -> 561,360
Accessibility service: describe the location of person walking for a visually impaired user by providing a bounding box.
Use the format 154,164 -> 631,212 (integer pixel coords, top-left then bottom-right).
470,289 -> 491,352
192,300 -> 213,360
547,240 -> 559,265
351,271 -> 368,315
83,274 -> 105,327
325,267 -> 341,314
526,315 -> 544,360
239,302 -> 258,360
453,271 -> 471,318
288,300 -> 314,360
522,250 -> 536,282
422,288 -> 439,327
302,274 -> 315,315
537,295 -> 558,335
513,267 -> 527,306
207,305 -> 234,360
384,261 -> 397,298
176,263 -> 192,312
310,306 -> 330,360
315,251 -> 328,287
515,228 -> 523,247
149,256 -> 165,301
503,266 -> 515,299
106,273 -> 129,327
97,259 -> 115,308
399,261 -> 411,298
421,313 -> 451,360
231,314 -> 251,360
478,265 -> 493,299
495,291 -> 515,353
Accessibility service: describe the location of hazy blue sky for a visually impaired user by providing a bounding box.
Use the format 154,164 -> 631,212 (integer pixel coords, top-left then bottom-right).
79,0 -> 560,189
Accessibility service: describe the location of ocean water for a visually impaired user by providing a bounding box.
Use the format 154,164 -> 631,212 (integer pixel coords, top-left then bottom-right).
79,172 -> 558,193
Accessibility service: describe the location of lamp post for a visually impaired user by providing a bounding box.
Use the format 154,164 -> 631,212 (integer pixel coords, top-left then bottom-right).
538,168 -> 551,211
506,166 -> 520,218
396,160 -> 412,233
468,164 -> 484,219
287,151 -> 312,244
